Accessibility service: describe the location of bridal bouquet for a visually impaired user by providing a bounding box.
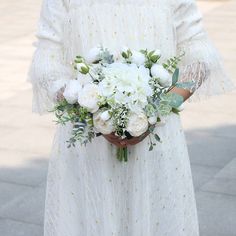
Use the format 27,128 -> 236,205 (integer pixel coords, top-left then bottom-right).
52,46 -> 192,162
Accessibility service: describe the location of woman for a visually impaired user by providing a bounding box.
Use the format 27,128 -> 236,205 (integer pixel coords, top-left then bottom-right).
28,0 -> 234,235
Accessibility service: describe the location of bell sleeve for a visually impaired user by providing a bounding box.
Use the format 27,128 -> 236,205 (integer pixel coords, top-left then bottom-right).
27,0 -> 73,114
174,0 -> 235,102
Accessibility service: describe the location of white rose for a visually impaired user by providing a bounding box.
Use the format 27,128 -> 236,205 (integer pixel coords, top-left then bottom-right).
76,63 -> 89,74
121,46 -> 129,52
78,83 -> 100,113
50,79 -> 67,99
93,110 -> 114,134
131,50 -> 146,66
63,80 -> 82,104
151,64 -> 172,87
77,74 -> 93,86
126,112 -> 149,137
154,49 -> 161,56
148,116 -> 158,125
84,46 -> 101,63
177,103 -> 185,111
100,110 -> 111,121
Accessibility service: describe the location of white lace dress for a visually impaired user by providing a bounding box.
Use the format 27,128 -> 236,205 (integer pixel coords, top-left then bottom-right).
28,0 -> 234,235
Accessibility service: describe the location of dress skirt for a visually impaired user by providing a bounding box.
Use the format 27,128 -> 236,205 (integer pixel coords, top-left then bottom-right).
44,113 -> 199,236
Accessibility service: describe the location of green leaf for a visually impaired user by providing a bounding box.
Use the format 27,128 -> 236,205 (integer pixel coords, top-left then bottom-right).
154,134 -> 161,142
172,107 -> 181,114
172,68 -> 179,85
149,145 -> 154,151
122,52 -> 128,59
150,55 -> 160,63
168,93 -> 184,108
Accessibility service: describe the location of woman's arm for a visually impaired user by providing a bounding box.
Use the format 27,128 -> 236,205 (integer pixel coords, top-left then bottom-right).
173,0 -> 234,102
28,0 -> 73,115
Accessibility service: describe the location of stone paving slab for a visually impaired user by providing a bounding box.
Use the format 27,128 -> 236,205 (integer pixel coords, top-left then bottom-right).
0,186 -> 46,226
0,219 -> 43,236
215,157 -> 236,179
186,131 -> 236,167
196,191 -> 236,236
0,182 -> 34,208
201,177 -> 236,196
0,150 -> 48,187
191,164 -> 220,191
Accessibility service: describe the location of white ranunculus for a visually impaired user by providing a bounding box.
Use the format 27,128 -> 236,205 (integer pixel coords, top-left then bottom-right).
93,110 -> 114,134
151,64 -> 172,87
63,80 -> 82,104
77,74 -> 93,87
126,112 -> 149,137
154,49 -> 161,56
77,83 -> 100,113
76,62 -> 89,74
84,46 -> 101,63
100,110 -> 111,121
148,115 -> 158,125
121,46 -> 129,53
50,79 -> 68,98
177,103 -> 185,111
131,50 -> 146,66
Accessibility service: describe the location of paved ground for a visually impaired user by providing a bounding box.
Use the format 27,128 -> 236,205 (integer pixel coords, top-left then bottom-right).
0,1 -> 235,235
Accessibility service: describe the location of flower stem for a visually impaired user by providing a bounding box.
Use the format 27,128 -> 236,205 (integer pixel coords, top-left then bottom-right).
117,147 -> 128,162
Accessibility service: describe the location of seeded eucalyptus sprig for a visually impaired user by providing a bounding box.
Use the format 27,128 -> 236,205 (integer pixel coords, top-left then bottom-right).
163,52 -> 185,74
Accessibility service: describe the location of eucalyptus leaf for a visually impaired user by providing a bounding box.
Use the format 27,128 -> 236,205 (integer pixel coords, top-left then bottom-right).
172,68 -> 179,85
149,145 -> 154,151
154,134 -> 161,142
168,93 -> 184,108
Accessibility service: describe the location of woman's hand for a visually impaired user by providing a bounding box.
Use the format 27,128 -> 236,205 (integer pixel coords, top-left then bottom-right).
103,129 -> 151,148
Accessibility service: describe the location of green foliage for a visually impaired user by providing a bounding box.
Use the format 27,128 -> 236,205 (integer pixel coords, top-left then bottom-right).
162,53 -> 184,73
172,68 -> 179,85
99,48 -> 114,64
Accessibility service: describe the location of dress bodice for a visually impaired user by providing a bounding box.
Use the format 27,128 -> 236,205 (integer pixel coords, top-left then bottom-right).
63,0 -> 175,62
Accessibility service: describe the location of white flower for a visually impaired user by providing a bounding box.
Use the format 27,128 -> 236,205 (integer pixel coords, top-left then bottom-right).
93,110 -> 114,134
126,112 -> 149,137
101,63 -> 153,108
121,46 -> 129,53
50,79 -> 67,98
148,116 -> 158,125
131,50 -> 146,66
154,49 -> 161,56
77,74 -> 93,86
76,62 -> 89,74
100,110 -> 111,121
177,103 -> 185,111
151,64 -> 172,87
84,46 -> 101,63
78,83 -> 100,113
63,80 -> 82,104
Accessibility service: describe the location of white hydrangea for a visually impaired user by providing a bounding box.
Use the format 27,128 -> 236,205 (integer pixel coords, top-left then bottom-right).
100,63 -> 153,109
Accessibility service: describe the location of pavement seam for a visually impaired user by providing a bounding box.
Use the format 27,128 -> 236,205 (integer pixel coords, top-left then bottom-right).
198,189 -> 236,198
0,216 -> 43,227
